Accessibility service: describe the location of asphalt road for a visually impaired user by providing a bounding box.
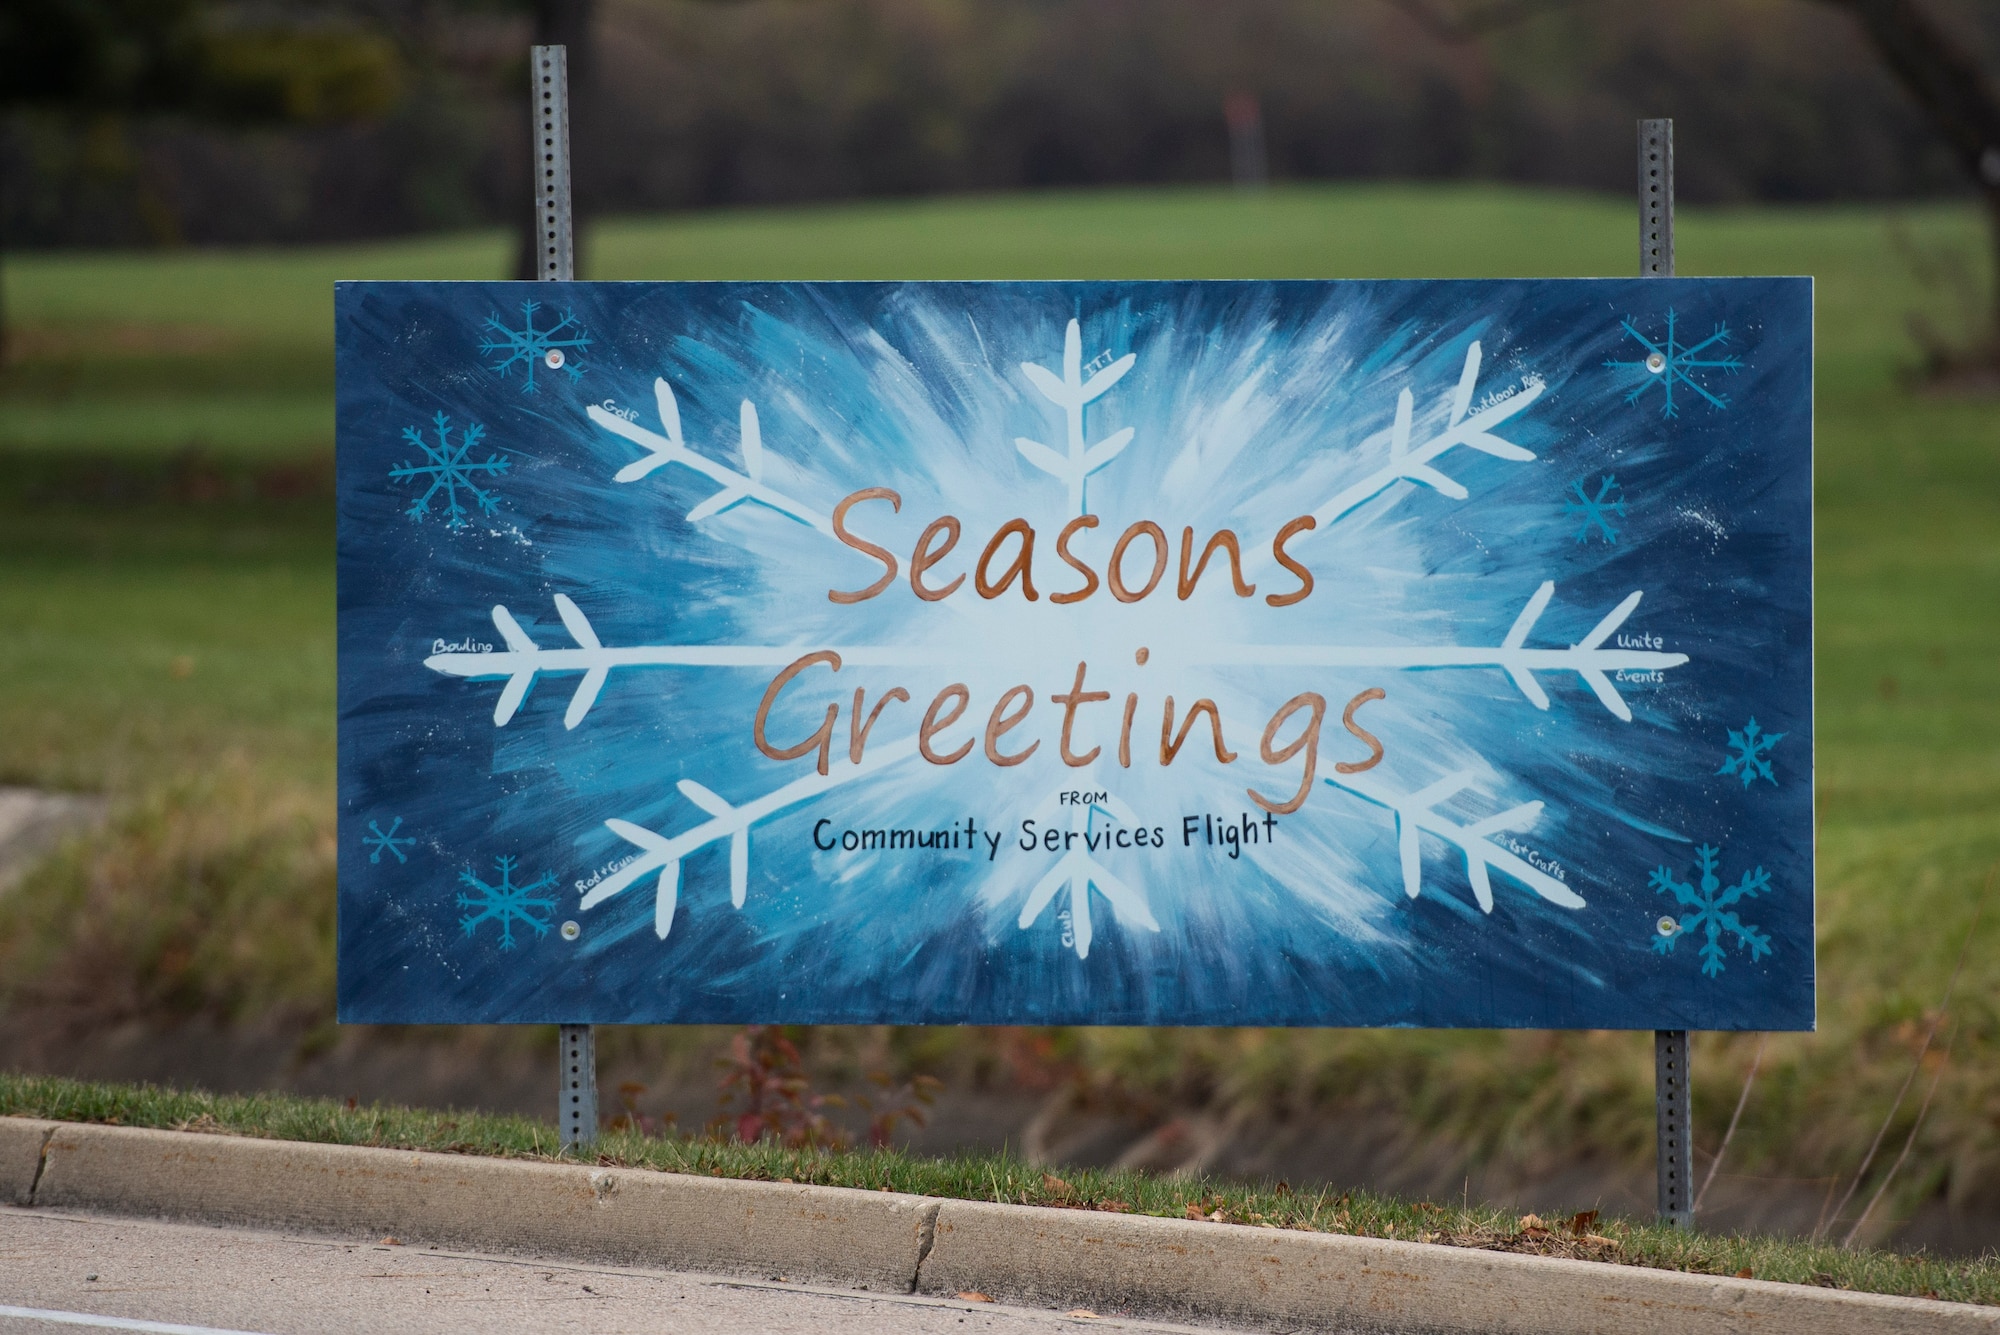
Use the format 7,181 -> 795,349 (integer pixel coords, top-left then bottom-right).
0,1207 -> 1249,1335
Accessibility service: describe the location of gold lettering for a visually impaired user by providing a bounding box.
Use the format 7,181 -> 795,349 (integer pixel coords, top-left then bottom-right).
1334,687 -> 1387,774
983,685 -> 1038,767
1177,526 -> 1254,599
1108,521 -> 1168,603
754,651 -> 842,775
975,519 -> 1039,601
828,488 -> 901,604
910,516 -> 965,602
1266,515 -> 1316,607
1248,691 -> 1326,815
1050,515 -> 1101,605
919,684 -> 975,764
1160,696 -> 1237,765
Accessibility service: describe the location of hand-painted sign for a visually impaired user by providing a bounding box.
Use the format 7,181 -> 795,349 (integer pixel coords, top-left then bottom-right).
337,278 -> 1813,1029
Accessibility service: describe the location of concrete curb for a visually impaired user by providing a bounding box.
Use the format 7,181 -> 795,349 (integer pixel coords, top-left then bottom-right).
27,1122 -> 931,1295
6,1117 -> 1994,1333
921,1197 -> 1992,1334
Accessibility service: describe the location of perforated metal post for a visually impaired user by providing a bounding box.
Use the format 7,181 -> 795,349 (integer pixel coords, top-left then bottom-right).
1640,118 -> 1673,279
560,1022 -> 598,1153
536,41 -> 595,1154
1640,114 -> 1692,1229
1654,1028 -> 1693,1227
533,44 -> 575,283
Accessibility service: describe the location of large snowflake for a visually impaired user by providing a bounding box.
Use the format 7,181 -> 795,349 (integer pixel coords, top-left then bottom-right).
480,300 -> 591,393
1650,844 -> 1773,977
390,412 -> 507,530
456,854 -> 558,949
1606,308 -> 1741,417
1717,717 -> 1784,788
424,311 -> 1695,956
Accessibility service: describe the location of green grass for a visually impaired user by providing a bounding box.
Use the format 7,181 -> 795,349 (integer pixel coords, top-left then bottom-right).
3,1073 -> 1995,1306
0,183 -> 1996,1239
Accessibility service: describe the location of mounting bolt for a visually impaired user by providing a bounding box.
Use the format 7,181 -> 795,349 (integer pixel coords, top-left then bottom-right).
561,920 -> 581,941
1657,915 -> 1678,937
1646,352 -> 1666,374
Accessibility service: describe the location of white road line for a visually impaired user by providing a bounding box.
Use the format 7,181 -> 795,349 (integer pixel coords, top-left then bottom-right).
0,1305 -> 273,1335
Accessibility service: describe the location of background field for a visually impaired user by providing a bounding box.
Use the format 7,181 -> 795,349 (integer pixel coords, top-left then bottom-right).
0,183 -> 1995,1247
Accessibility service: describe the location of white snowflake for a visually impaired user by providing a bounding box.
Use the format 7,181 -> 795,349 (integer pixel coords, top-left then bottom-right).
1003,784 -> 1159,960
390,412 -> 507,530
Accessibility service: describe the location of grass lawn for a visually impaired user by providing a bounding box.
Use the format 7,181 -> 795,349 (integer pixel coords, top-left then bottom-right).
4,1072 -> 1997,1306
0,183 -> 1996,1241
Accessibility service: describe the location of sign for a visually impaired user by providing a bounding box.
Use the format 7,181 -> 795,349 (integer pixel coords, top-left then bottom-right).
336,278 -> 1813,1029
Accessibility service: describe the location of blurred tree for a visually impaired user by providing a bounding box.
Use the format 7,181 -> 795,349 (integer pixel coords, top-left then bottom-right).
1810,0 -> 2000,367
1400,0 -> 2000,367
0,0 -> 402,353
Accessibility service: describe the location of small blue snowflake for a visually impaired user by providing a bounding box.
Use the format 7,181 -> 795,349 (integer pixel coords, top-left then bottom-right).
362,817 -> 415,865
390,412 -> 508,530
457,855 -> 559,949
1717,717 -> 1784,788
1563,474 -> 1625,543
480,300 -> 590,393
1605,308 -> 1742,417
1650,844 -> 1772,977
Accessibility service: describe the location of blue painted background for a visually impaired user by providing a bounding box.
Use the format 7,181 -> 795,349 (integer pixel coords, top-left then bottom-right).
336,278 -> 1813,1029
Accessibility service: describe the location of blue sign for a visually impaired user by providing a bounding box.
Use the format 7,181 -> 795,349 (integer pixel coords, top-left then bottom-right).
336,278 -> 1813,1030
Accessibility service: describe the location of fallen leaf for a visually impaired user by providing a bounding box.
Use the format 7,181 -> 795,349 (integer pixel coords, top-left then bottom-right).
1736,1267 -> 1754,1279
379,1237 -> 401,1246
1567,1209 -> 1599,1237
1518,1213 -> 1546,1231
1585,1235 -> 1619,1248
1065,1311 -> 1099,1320
1042,1173 -> 1073,1195
1184,1204 -> 1205,1220
956,1291 -> 994,1303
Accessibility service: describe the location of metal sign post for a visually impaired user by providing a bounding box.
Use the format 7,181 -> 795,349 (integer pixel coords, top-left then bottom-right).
534,42 -> 598,1155
1640,116 -> 1693,1230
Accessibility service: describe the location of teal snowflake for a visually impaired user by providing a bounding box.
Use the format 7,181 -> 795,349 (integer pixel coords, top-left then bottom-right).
1606,309 -> 1741,417
390,413 -> 508,530
1651,844 -> 1772,977
1717,717 -> 1784,788
457,855 -> 558,949
1563,474 -> 1625,543
362,817 -> 414,865
480,300 -> 590,393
